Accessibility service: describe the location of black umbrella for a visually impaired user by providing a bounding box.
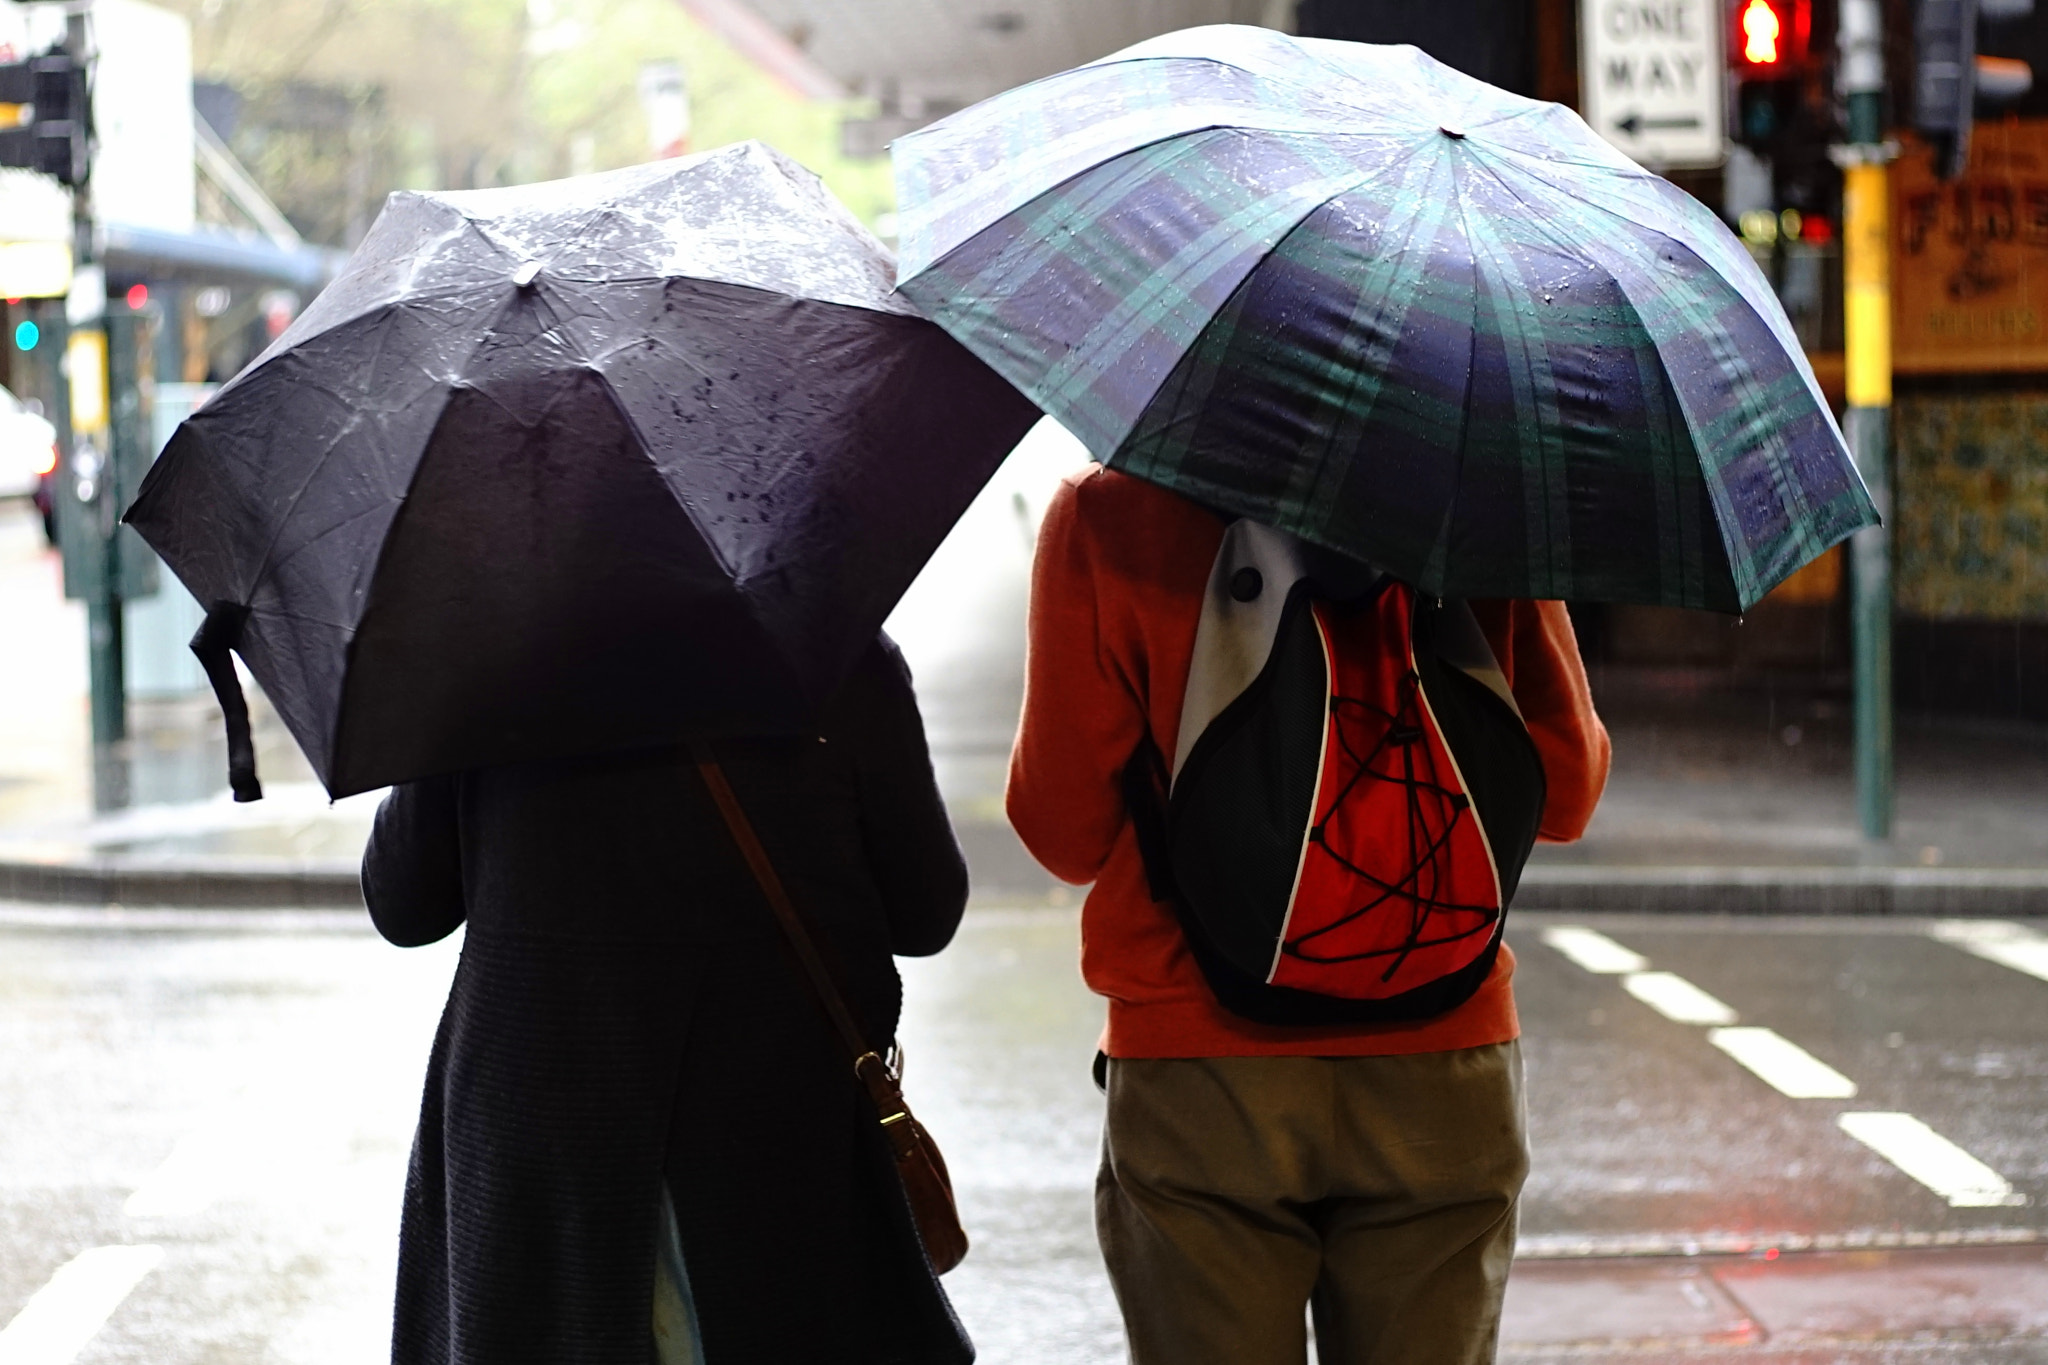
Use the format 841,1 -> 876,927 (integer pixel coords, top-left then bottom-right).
127,142 -> 1039,799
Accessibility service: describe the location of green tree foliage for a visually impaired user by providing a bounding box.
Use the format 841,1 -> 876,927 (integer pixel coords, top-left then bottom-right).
524,0 -> 891,223
162,0 -> 893,247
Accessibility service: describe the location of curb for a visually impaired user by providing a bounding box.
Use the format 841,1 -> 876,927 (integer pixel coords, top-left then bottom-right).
1516,863 -> 2048,915
0,856 -> 365,909
4,845 -> 2047,914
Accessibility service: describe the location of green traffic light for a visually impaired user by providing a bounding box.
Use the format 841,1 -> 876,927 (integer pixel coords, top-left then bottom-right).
14,319 -> 37,351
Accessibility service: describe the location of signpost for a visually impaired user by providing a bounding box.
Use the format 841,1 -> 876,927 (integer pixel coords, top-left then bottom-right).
1579,0 -> 1727,168
1838,0 -> 1893,841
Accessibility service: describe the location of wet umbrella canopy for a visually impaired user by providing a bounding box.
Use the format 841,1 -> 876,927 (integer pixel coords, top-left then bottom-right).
127,141 -> 1039,799
893,27 -> 1878,613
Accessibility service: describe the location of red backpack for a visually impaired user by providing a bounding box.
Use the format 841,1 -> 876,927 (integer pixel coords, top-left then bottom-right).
1124,521 -> 1547,1026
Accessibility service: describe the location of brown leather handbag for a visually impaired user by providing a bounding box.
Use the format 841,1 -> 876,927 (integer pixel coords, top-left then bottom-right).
693,752 -> 970,1274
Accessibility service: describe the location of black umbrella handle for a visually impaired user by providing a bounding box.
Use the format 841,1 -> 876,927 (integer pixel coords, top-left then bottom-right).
190,602 -> 264,803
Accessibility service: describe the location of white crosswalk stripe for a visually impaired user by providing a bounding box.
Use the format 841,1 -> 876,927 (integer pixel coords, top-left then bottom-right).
0,1245 -> 162,1365
1837,1112 -> 2027,1208
1539,925 -> 1649,974
123,1087 -> 362,1221
1621,970 -> 1739,1025
123,1126 -> 235,1220
1538,923 -> 2028,1211
1928,920 -> 2048,985
1708,1027 -> 1858,1098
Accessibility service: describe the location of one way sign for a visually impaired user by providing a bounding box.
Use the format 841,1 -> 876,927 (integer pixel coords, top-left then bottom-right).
1579,0 -> 1725,168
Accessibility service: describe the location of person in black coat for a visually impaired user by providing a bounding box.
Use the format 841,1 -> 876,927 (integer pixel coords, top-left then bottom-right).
361,636 -> 973,1365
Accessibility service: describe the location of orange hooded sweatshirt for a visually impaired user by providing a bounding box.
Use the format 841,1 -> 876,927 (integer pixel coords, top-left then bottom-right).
1007,466 -> 1611,1058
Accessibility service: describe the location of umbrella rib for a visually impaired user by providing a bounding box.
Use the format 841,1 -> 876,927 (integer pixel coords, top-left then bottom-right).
898,64 -> 1417,276
259,499 -> 426,632
1072,34 -> 1456,131
902,120 -> 1375,282
1462,115 -> 1665,174
1454,180 -> 1573,600
270,486 -> 410,568
464,213 -> 574,270
1462,158 -> 1744,588
582,354 -> 837,675
1144,50 -> 1414,128
1104,134 -> 1436,467
244,292 -> 511,609
982,133 -> 1370,450
1436,156 -> 1485,598
586,359 -> 737,581
1474,152 -> 1859,605
236,385 -> 381,605
223,206 -> 474,386
1276,146 -> 1460,535
1464,154 -> 1845,605
577,289 -> 819,459
1460,154 -> 1688,583
1458,155 -> 1710,604
1483,149 -> 1819,378
233,274 -> 518,602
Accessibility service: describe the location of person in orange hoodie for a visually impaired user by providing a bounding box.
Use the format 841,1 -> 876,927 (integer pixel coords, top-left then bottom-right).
1007,464 -> 1611,1365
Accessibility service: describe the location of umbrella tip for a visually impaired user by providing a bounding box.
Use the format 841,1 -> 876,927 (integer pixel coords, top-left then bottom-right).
512,260 -> 542,288
1439,125 -> 1466,140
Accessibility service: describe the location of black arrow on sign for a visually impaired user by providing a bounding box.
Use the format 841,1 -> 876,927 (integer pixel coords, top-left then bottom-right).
1615,113 -> 1704,136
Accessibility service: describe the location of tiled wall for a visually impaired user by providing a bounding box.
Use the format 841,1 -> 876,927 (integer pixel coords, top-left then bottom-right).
1892,388 -> 2048,622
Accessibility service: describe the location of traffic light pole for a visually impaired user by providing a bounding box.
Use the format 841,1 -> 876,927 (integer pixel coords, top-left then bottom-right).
1838,0 -> 1893,841
63,6 -> 127,812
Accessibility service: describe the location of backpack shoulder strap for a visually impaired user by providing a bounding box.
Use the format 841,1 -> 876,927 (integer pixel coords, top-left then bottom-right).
1171,521 -> 1314,784
1421,598 -> 1524,722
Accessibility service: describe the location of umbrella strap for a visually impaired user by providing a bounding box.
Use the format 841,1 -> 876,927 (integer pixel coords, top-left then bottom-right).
189,601 -> 263,803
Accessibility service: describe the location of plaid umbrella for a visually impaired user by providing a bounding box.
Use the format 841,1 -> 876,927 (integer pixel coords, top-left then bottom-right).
892,26 -> 1876,611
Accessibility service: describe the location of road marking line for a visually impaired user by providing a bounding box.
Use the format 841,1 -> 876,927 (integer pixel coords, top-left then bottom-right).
0,1245 -> 162,1365
1708,1027 -> 1858,1098
1838,1113 -> 2026,1208
1622,971 -> 1739,1025
124,1127 -> 232,1219
124,1090 -> 365,1221
1540,926 -> 1649,974
1928,920 -> 2048,985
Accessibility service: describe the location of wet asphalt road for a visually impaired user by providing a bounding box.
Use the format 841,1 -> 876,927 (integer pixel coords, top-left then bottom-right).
1,906 -> 2044,1363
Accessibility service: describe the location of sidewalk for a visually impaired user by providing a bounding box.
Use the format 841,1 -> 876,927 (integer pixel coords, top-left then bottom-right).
1499,1242 -> 2048,1361
1515,669 -> 2048,915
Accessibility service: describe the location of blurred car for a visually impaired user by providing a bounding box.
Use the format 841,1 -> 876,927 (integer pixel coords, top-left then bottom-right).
0,384 -> 60,541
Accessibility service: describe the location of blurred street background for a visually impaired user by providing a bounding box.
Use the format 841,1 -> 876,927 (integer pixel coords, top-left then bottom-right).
2,0 -> 2047,1361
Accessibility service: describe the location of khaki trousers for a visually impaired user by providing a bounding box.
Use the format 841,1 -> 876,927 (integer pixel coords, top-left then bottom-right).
1096,1042 -> 1526,1365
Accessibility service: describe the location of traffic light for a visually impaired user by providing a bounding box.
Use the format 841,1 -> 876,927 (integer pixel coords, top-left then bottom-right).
0,45 -> 90,187
1730,0 -> 1811,150
1915,0 -> 2036,179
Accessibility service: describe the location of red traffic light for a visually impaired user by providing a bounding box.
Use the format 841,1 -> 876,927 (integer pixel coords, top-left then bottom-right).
1741,0 -> 1782,63
1732,0 -> 1809,71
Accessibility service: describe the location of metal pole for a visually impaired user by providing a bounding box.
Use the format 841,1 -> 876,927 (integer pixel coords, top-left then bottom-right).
1839,0 -> 1893,840
66,5 -> 126,811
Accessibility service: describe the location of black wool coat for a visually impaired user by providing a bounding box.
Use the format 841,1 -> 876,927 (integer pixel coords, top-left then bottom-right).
361,638 -> 973,1365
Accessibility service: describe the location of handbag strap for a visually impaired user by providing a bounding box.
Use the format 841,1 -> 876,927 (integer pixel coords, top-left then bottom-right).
692,750 -> 912,1134
693,748 -> 967,1277
693,750 -> 870,1061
